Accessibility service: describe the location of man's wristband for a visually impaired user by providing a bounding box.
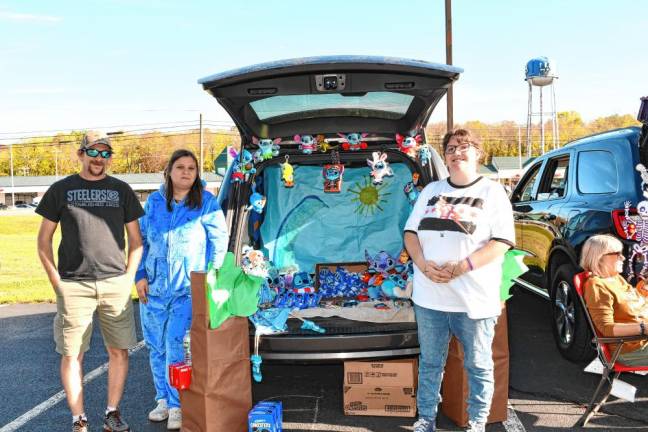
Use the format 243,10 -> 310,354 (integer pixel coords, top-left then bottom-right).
640,321 -> 646,336
465,256 -> 474,272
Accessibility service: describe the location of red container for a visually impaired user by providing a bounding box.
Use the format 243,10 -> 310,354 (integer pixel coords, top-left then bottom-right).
169,362 -> 192,390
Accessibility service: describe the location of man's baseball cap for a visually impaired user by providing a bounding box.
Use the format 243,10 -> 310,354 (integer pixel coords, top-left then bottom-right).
80,131 -> 112,149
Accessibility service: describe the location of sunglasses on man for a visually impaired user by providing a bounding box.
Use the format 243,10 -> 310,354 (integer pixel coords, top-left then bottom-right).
82,148 -> 113,159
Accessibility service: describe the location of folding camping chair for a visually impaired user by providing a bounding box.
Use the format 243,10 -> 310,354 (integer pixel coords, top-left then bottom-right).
573,271 -> 648,426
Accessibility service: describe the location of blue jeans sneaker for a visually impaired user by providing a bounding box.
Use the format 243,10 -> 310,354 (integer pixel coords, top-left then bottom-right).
412,417 -> 435,432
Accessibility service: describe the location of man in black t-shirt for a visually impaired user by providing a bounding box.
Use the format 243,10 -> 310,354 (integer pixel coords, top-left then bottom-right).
36,131 -> 143,432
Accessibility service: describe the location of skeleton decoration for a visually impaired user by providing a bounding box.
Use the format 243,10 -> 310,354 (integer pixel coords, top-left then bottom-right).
625,164 -> 648,280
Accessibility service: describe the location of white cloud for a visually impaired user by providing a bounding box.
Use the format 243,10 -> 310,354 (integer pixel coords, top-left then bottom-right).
0,11 -> 62,22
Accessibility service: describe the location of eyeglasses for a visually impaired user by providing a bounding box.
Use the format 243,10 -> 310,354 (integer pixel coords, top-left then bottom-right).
82,148 -> 112,159
445,143 -> 478,155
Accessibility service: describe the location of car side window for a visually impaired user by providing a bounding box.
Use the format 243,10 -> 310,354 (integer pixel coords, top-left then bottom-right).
536,156 -> 569,201
513,163 -> 543,202
577,150 -> 618,194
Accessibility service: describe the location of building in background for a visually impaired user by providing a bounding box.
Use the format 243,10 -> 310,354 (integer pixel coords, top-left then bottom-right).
0,173 -> 222,206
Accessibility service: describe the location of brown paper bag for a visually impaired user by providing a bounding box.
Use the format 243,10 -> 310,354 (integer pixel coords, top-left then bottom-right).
440,305 -> 509,427
180,272 -> 252,432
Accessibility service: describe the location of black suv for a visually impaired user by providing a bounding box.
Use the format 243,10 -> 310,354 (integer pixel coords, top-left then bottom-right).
511,115 -> 648,362
198,56 -> 459,360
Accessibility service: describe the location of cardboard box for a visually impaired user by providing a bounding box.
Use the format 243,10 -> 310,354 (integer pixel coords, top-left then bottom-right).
440,305 -> 509,427
343,359 -> 417,417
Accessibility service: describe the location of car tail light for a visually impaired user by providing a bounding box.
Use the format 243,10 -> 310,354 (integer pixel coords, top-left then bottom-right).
612,208 -> 637,240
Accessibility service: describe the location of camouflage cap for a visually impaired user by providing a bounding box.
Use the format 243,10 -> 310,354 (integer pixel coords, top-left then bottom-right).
80,130 -> 112,149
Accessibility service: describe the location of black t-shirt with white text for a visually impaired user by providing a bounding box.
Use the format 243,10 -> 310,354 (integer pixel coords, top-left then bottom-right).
36,174 -> 144,280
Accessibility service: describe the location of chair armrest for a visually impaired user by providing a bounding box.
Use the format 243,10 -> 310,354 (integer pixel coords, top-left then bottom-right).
597,334 -> 648,344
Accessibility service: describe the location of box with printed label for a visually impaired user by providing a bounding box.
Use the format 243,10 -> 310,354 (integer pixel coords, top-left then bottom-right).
342,359 -> 417,417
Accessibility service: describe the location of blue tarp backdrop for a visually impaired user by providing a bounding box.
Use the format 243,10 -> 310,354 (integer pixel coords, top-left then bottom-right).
260,162 -> 413,272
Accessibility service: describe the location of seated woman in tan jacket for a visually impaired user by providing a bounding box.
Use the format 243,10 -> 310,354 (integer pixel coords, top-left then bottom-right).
581,234 -> 648,366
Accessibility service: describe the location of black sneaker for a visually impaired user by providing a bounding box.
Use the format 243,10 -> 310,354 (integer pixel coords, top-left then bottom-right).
103,409 -> 130,432
72,418 -> 88,432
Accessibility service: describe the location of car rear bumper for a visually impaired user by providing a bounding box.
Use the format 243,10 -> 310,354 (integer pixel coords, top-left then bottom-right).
254,329 -> 420,361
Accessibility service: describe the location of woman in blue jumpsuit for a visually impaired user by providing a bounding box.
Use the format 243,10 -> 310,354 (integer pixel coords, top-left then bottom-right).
135,149 -> 228,430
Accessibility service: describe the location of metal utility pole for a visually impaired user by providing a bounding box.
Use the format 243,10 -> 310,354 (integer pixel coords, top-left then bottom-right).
445,0 -> 453,131
9,143 -> 15,207
199,113 -> 204,177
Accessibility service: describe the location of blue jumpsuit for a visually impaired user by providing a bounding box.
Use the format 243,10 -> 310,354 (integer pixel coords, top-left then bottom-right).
135,185 -> 228,408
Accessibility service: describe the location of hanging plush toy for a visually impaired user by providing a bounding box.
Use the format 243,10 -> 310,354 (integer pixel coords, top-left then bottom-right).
252,136 -> 281,161
248,185 -> 266,214
403,173 -> 421,206
338,132 -> 368,151
229,147 -> 256,183
323,150 -> 344,193
294,134 -> 318,154
281,155 -> 295,188
395,133 -> 423,158
366,151 -> 394,185
418,144 -> 433,166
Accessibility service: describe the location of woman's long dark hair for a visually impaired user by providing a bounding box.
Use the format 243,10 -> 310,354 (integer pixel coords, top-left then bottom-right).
164,149 -> 203,211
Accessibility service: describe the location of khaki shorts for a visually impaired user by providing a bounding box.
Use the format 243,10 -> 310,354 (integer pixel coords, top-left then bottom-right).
54,274 -> 137,356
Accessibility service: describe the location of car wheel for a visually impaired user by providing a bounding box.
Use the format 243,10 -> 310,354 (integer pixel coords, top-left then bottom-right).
550,263 -> 595,363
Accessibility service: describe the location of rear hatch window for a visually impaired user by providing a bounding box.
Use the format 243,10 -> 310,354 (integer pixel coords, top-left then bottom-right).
250,92 -> 415,123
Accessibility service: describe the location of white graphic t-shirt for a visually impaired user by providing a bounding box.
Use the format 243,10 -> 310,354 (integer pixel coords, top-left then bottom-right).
404,176 -> 515,319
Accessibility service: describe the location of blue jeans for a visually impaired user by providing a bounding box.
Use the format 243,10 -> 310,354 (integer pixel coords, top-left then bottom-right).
414,304 -> 497,424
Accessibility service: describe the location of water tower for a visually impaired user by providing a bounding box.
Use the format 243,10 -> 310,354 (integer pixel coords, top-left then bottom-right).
525,57 -> 559,156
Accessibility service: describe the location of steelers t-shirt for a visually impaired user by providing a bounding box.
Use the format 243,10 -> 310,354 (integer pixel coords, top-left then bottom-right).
36,174 -> 144,280
404,176 -> 515,319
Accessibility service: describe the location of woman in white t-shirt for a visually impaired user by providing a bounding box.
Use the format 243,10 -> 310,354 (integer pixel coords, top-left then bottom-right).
403,129 -> 515,432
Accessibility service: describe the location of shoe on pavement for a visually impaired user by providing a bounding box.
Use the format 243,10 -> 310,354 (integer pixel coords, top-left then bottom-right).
466,421 -> 486,432
148,399 -> 169,422
73,418 -> 88,432
103,409 -> 130,432
412,417 -> 436,432
167,407 -> 182,430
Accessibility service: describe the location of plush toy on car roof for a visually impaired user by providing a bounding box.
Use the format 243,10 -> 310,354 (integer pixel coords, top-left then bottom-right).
294,134 -> 318,154
395,133 -> 423,158
252,136 -> 281,161
338,132 -> 368,151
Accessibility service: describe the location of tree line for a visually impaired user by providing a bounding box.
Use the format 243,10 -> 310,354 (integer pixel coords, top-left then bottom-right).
0,111 -> 640,176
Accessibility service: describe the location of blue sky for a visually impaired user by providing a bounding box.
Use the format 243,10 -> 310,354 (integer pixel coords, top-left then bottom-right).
1,0 -> 646,137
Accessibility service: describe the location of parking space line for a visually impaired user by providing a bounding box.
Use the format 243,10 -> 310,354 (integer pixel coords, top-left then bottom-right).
0,341 -> 145,432
503,404 -> 526,432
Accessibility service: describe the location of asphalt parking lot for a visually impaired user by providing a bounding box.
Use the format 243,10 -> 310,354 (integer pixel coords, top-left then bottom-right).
1,288 -> 647,431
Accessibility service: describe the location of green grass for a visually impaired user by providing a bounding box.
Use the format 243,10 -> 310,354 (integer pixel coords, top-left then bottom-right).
0,215 -> 136,304
0,215 -> 58,303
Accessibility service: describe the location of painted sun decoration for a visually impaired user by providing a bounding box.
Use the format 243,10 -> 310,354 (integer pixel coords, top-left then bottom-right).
349,177 -> 392,216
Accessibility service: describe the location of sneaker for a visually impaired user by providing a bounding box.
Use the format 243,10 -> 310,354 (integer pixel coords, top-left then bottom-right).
103,409 -> 130,432
413,417 -> 435,432
466,421 -> 486,432
72,419 -> 88,432
148,399 -> 169,422
167,407 -> 182,430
